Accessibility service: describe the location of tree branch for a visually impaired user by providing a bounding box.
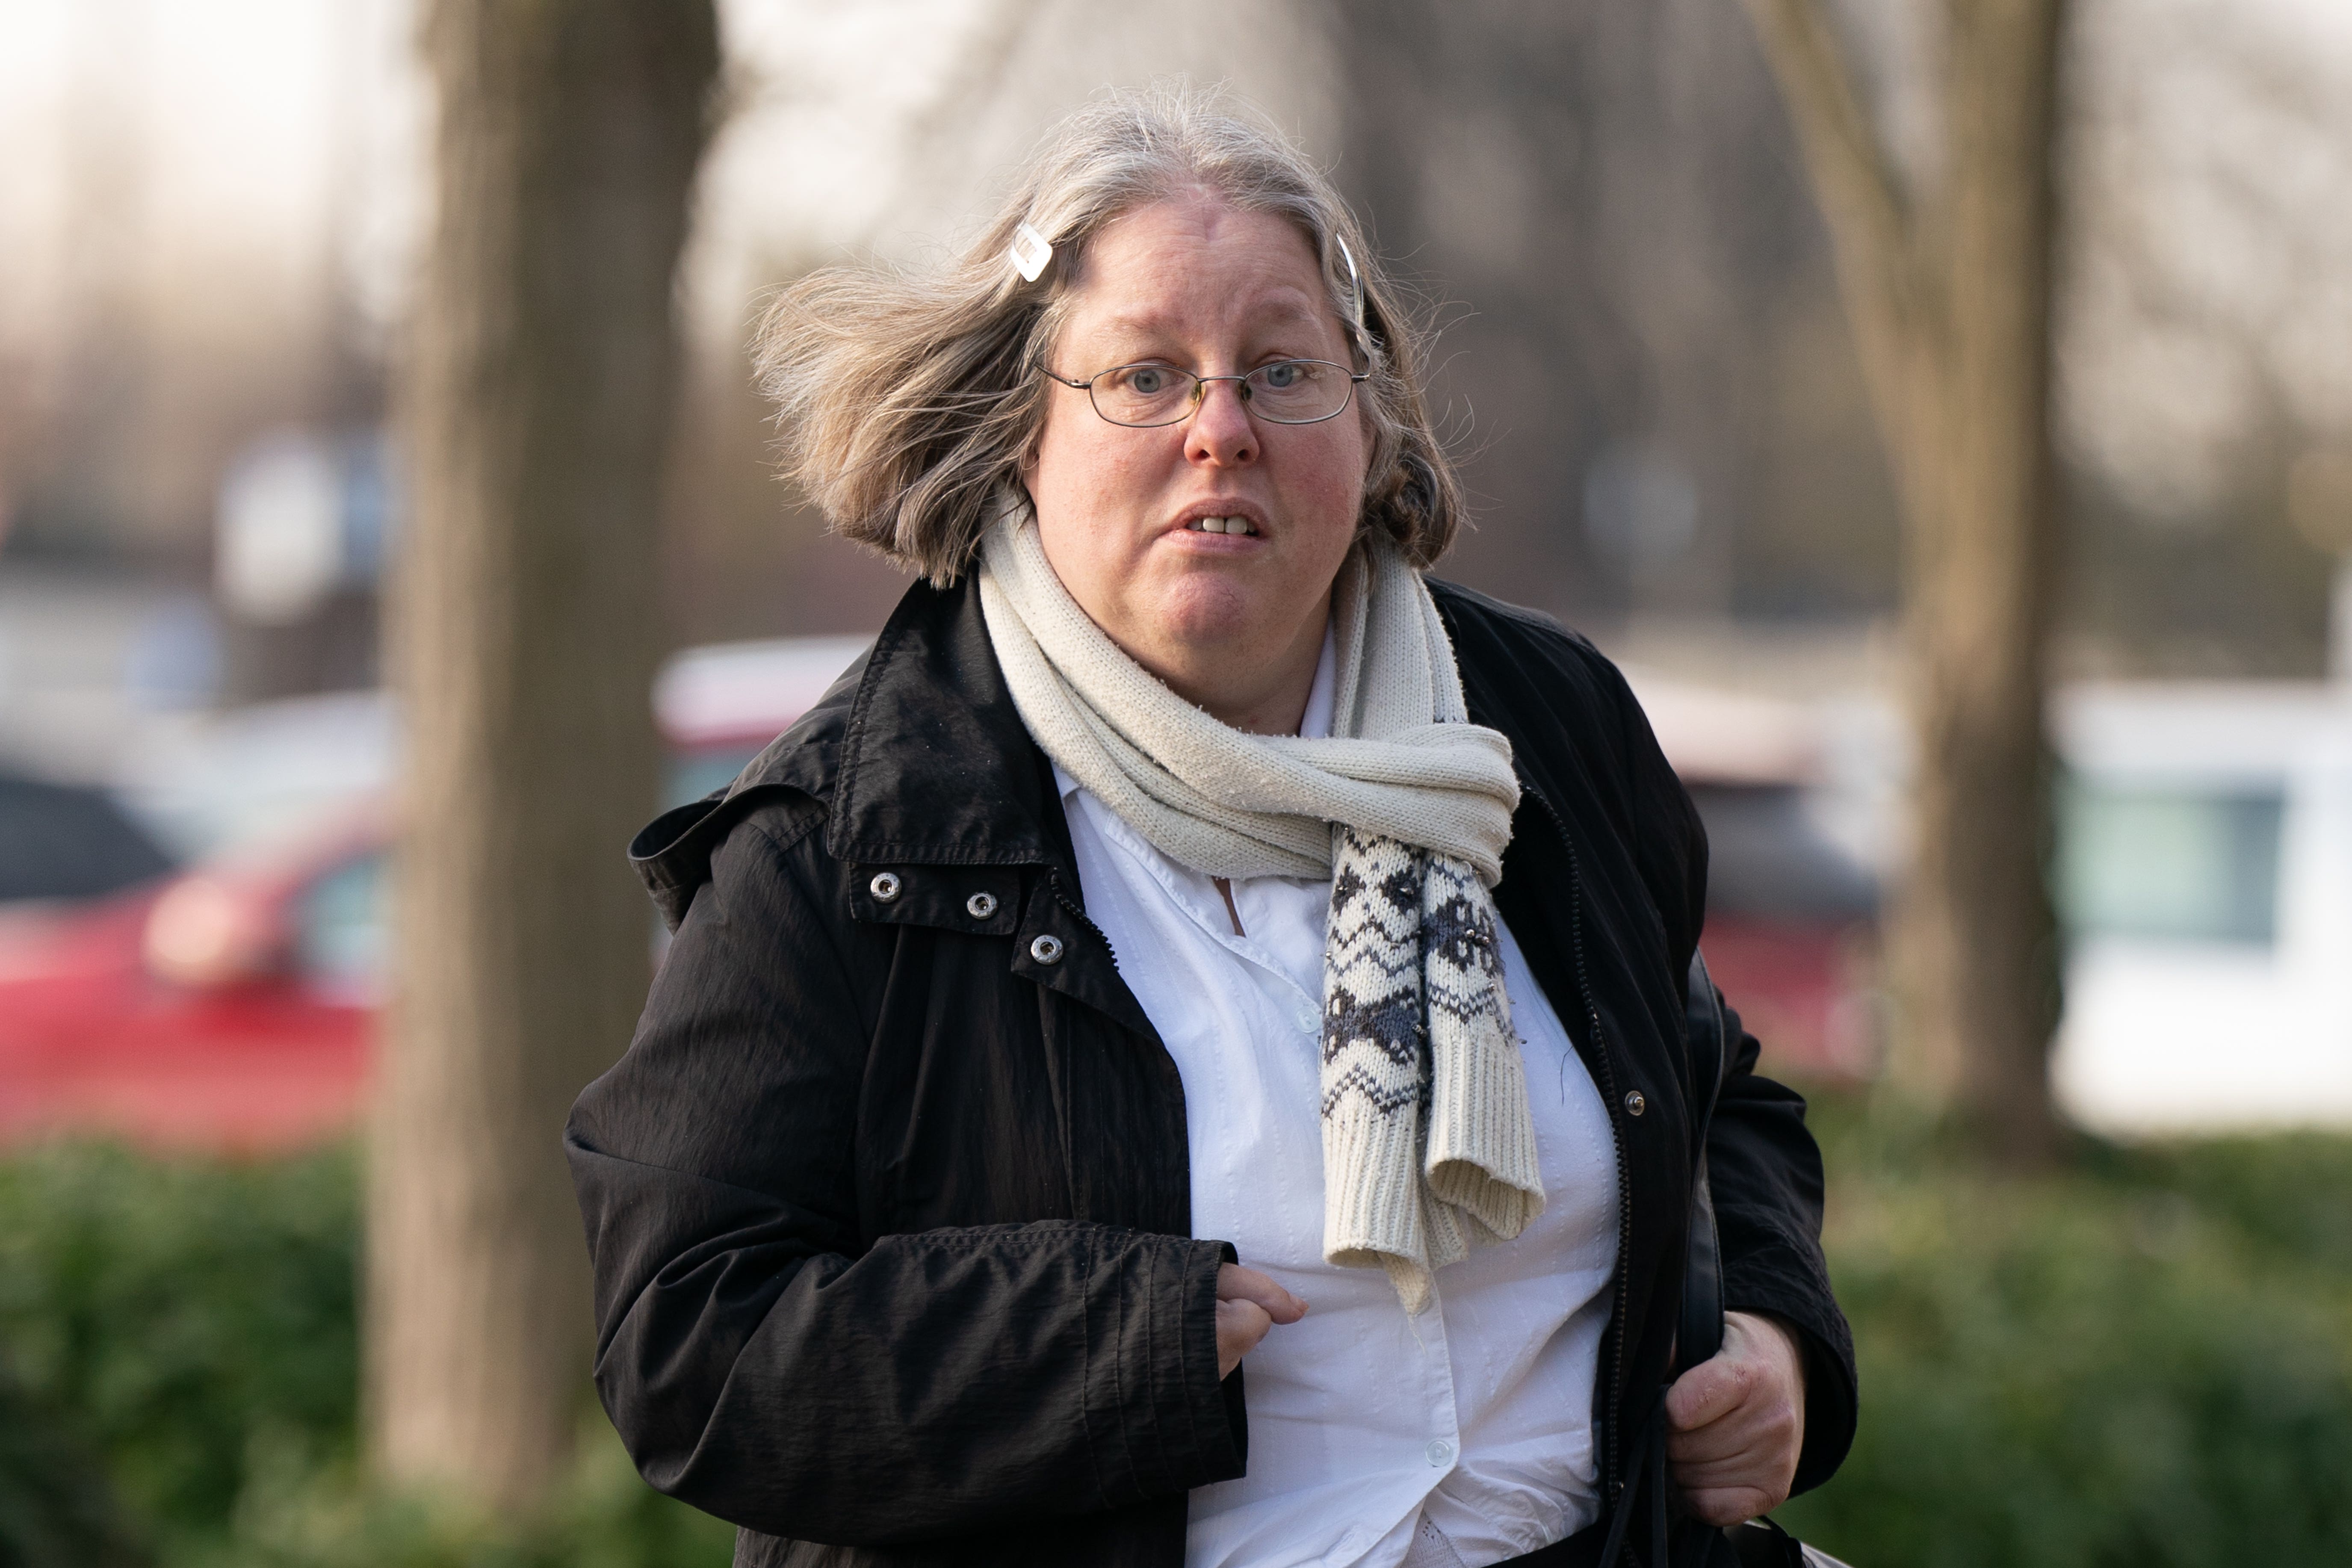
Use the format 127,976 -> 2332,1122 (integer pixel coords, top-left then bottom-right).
1739,0 -> 1924,386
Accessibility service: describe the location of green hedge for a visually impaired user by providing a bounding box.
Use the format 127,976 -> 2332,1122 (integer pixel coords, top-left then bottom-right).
3,1113 -> 2349,1567
1776,1103 -> 2352,1565
0,1143 -> 725,1568
0,1142 -> 358,1565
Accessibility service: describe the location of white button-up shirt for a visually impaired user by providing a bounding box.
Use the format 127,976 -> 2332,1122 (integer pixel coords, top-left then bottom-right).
1054,644 -> 1621,1568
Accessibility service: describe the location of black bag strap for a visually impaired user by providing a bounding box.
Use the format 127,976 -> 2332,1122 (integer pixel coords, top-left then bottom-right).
1596,951 -> 1749,1568
1675,948 -> 1732,1375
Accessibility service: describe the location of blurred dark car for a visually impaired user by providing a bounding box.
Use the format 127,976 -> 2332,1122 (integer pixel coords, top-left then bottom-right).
0,638 -> 864,1152
0,774 -> 176,905
1685,780 -> 1878,1080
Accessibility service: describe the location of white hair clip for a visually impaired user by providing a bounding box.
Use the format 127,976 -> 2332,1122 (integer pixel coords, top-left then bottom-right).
1008,221 -> 1053,283
1335,234 -> 1365,328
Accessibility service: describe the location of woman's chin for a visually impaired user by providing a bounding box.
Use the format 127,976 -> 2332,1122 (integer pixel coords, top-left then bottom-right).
1146,577 -> 1282,653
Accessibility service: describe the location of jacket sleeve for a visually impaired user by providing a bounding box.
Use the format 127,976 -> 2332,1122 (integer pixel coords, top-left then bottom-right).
1607,662 -> 1859,1497
1703,1000 -> 1857,1496
565,808 -> 1244,1545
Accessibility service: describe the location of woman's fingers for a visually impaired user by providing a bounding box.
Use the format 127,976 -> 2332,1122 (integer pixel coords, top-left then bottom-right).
1664,1311 -> 1805,1524
1216,1263 -> 1308,1323
1664,1351 -> 1752,1435
1215,1297 -> 1274,1378
1679,1485 -> 1785,1529
1669,1413 -> 1799,1478
1213,1263 -> 1307,1377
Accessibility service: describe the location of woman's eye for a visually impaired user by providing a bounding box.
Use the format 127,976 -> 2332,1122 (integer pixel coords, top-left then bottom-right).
1126,367 -> 1168,395
1261,362 -> 1304,390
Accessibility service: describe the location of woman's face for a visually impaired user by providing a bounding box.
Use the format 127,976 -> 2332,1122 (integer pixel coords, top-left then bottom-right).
1025,195 -> 1370,733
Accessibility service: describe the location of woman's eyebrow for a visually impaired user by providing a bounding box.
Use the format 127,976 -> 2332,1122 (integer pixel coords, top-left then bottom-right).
1091,309 -> 1180,338
1088,295 -> 1330,344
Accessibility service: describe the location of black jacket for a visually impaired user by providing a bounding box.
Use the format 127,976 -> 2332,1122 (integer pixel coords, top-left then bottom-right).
567,573 -> 1856,1568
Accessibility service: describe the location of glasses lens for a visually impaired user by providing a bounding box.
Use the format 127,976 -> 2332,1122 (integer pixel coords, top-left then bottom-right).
1092,365 -> 1198,426
1244,360 -> 1353,423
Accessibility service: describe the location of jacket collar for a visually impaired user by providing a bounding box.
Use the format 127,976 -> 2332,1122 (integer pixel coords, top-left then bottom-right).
818,575 -> 1154,1037
822,572 -> 1062,869
627,572 -> 1058,923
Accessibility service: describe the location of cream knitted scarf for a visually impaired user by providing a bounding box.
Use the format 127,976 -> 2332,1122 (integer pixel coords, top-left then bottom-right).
975,499 -> 1542,1313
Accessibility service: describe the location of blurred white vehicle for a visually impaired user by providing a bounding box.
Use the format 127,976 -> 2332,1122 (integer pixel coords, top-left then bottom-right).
2053,683 -> 2352,1133
1624,664 -> 2352,1133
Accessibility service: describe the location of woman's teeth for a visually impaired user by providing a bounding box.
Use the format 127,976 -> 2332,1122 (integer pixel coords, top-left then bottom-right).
1186,517 -> 1259,535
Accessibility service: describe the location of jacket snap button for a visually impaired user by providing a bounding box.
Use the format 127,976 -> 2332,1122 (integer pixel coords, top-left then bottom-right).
1623,1090 -> 1646,1117
869,871 -> 902,902
966,891 -> 999,920
1029,933 -> 1065,966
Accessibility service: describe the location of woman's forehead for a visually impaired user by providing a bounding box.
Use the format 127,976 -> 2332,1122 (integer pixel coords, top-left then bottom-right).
1065,199 -> 1336,345
1099,190 -> 1297,242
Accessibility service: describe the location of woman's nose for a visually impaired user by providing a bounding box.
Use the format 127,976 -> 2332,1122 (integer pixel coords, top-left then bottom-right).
1184,379 -> 1259,468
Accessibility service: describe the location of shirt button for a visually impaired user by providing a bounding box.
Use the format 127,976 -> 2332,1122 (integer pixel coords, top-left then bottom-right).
1426,1438 -> 1455,1467
1623,1090 -> 1646,1116
1029,933 -> 1066,966
966,891 -> 999,919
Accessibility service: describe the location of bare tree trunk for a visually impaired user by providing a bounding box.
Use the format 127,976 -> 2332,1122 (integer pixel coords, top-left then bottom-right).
370,0 -> 718,1510
1740,0 -> 2067,1164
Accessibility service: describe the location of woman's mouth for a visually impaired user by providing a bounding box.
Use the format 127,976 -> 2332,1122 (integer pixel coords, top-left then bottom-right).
1183,516 -> 1261,536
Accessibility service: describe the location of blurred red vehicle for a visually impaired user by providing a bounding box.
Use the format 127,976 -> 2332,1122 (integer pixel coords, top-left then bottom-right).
0,807 -> 384,1150
0,637 -> 866,1152
1628,673 -> 1881,1081
0,639 -> 1876,1152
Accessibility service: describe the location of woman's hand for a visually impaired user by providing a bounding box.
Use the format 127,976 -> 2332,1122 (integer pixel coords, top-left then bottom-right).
1664,1310 -> 1807,1525
1215,1264 -> 1307,1378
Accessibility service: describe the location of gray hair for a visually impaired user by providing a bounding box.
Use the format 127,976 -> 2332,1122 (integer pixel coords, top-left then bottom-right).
753,83 -> 1463,586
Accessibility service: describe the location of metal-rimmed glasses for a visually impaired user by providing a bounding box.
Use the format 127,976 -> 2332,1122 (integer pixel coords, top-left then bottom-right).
1037,358 -> 1371,428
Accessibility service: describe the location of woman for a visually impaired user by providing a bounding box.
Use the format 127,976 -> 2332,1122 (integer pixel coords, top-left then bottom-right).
569,88 -> 1854,1568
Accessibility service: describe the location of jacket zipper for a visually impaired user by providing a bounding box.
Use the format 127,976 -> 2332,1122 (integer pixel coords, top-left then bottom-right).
1045,868 -> 1116,963
1527,777 -> 1635,1503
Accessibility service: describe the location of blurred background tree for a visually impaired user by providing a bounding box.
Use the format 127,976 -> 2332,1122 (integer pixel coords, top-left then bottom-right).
369,0 -> 719,1513
1327,0 -> 1896,629
1739,0 -> 2069,1163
